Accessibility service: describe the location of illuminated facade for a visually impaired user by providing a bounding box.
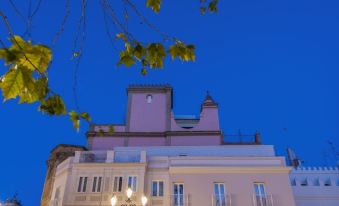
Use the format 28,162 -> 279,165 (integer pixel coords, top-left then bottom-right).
41,85 -> 338,206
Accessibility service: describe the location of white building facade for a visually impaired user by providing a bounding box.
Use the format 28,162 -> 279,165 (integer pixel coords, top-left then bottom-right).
41,85 -> 339,206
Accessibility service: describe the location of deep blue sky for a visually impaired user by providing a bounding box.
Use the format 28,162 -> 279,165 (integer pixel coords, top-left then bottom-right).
1,0 -> 339,205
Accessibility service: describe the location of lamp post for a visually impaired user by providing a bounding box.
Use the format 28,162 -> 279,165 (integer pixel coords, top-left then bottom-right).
111,188 -> 148,206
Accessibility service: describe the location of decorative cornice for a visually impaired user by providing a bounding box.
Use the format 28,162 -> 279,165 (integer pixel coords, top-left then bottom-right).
86,130 -> 222,138
169,166 -> 293,174
127,84 -> 172,93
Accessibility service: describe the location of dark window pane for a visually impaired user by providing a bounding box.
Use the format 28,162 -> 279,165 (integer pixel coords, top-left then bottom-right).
152,181 -> 158,196
119,177 -> 123,192
92,177 -> 97,192
159,181 -> 164,196
78,177 -> 83,192
98,177 -> 102,192
83,177 -> 88,192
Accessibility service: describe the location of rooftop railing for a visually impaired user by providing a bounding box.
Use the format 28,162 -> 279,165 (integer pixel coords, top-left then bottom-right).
74,150 -> 146,164
212,194 -> 232,206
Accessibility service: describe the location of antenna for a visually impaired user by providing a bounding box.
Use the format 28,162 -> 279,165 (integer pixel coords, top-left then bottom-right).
327,140 -> 339,167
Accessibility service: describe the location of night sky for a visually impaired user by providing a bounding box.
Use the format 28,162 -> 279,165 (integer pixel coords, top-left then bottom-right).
0,0 -> 338,205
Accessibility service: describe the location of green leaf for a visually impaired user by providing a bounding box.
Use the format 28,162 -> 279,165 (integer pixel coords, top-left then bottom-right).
208,0 -> 218,13
19,45 -> 52,73
39,95 -> 66,115
133,43 -> 145,60
146,0 -> 162,13
0,48 -> 19,64
115,33 -> 128,42
69,111 -> 80,130
141,67 -> 147,76
168,43 -> 195,62
146,43 -> 166,68
117,51 -> 136,67
0,65 -> 39,102
69,110 -> 91,130
35,77 -> 49,100
6,36 -> 52,73
200,7 -> 207,15
80,112 -> 91,122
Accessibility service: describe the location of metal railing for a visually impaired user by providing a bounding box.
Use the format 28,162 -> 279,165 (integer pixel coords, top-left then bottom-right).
79,151 -> 107,163
168,194 -> 190,206
252,195 -> 274,206
114,150 -> 141,163
212,194 -> 232,206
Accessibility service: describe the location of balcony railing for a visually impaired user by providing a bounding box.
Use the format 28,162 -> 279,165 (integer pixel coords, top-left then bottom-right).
75,150 -> 146,163
79,151 -> 107,163
168,194 -> 190,206
212,194 -> 232,206
252,195 -> 274,206
114,150 -> 141,163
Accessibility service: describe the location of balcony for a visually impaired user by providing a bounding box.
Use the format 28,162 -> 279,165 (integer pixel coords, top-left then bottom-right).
168,194 -> 190,206
252,195 -> 274,206
212,194 -> 232,206
74,150 -> 146,164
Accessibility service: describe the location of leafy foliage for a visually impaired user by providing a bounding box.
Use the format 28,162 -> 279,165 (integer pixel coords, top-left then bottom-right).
69,111 -> 91,130
39,95 -> 66,115
200,0 -> 219,14
0,35 -> 85,129
115,33 -> 195,73
146,0 -> 162,13
0,1 -> 218,132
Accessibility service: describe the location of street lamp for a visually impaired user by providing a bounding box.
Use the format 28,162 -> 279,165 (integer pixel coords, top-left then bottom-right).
111,188 -> 148,206
141,196 -> 148,206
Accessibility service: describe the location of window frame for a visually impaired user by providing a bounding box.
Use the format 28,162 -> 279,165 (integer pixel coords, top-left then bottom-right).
254,182 -> 266,197
213,182 -> 226,206
92,176 -> 103,193
113,176 -> 124,193
77,176 -> 88,193
127,175 -> 138,192
152,180 -> 164,197
173,182 -> 184,206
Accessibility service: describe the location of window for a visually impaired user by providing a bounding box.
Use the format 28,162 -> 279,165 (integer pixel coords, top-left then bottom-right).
324,179 -> 332,186
173,183 -> 184,206
92,176 -> 102,192
214,183 -> 226,206
146,95 -> 152,103
77,176 -> 88,192
152,181 -> 164,197
127,176 -> 137,192
300,179 -> 308,186
254,183 -> 267,206
113,176 -> 123,192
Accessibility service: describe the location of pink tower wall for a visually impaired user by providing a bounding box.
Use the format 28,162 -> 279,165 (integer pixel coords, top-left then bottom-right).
127,93 -> 170,132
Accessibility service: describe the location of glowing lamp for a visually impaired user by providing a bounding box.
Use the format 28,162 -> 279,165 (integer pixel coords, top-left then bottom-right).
126,188 -> 133,199
141,196 -> 148,206
111,196 -> 117,206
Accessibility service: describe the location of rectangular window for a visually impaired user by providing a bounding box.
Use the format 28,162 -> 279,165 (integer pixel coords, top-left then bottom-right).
128,176 -> 137,192
113,176 -> 123,192
214,183 -> 226,206
152,181 -> 164,197
92,176 -> 102,192
77,176 -> 88,192
254,183 -> 267,206
173,183 -> 184,206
